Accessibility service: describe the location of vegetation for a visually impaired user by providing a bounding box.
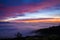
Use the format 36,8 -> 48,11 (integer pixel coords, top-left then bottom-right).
0,25 -> 60,40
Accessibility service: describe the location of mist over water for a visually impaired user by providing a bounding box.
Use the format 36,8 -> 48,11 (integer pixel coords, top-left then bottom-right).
0,22 -> 60,38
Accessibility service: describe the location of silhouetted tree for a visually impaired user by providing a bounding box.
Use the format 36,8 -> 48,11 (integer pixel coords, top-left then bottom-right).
16,32 -> 23,40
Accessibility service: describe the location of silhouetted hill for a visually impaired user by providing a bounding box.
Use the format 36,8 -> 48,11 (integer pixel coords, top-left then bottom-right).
0,25 -> 60,40
35,25 -> 60,36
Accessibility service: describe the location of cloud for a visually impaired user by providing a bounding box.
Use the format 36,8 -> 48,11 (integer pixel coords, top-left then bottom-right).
10,18 -> 60,23
1,9 -> 60,22
0,21 -> 60,38
0,0 -> 60,19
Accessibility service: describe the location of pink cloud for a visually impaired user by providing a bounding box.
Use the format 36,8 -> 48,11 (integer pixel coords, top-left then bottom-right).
4,0 -> 60,13
0,0 -> 60,18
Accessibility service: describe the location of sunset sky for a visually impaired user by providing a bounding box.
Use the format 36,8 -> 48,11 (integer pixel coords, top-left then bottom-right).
0,0 -> 60,22
0,0 -> 60,38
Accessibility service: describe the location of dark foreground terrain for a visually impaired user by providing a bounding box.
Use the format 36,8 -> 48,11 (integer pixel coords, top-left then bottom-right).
0,25 -> 60,40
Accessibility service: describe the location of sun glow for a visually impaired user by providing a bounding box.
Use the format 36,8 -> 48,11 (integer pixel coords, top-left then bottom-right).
2,18 -> 59,23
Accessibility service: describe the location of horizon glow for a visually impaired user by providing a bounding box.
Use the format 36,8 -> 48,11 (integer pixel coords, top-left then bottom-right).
1,9 -> 60,22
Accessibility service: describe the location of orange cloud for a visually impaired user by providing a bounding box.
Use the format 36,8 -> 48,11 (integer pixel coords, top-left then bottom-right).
10,18 -> 60,23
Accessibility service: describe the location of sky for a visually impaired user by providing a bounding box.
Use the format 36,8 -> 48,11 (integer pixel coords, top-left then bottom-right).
0,0 -> 60,21
0,0 -> 60,38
